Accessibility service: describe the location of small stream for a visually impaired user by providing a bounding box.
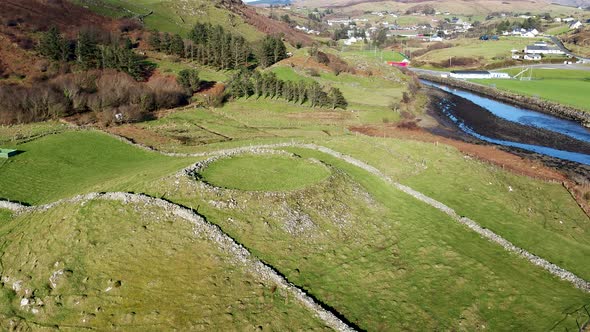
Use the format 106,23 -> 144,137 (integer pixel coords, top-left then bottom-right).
422,80 -> 590,166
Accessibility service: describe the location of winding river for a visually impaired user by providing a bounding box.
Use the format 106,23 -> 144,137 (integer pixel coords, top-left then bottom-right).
422,80 -> 590,166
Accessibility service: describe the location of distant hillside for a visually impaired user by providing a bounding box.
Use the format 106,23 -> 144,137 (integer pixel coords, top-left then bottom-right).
247,0 -> 292,6
293,0 -> 587,15
72,0 -> 311,45
551,0 -> 590,7
245,0 -> 292,6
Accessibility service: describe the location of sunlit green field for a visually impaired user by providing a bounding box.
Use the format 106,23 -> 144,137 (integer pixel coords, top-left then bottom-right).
0,131 -> 194,204
0,199 -> 327,330
472,69 -> 590,111
200,154 -> 331,191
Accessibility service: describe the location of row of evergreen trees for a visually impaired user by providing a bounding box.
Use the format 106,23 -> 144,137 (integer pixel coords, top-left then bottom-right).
147,23 -> 287,70
38,27 -> 145,79
227,70 -> 347,109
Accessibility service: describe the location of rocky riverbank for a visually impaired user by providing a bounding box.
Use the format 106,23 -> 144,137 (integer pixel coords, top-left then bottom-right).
417,73 -> 590,127
424,85 -> 590,184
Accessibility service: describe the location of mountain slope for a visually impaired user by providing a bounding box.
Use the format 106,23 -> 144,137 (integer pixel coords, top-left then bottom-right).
72,0 -> 311,45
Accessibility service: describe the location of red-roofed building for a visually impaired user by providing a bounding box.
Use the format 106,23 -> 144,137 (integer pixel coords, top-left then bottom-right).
387,58 -> 410,67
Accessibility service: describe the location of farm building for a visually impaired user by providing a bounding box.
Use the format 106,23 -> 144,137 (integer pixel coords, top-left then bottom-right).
449,71 -> 511,79
524,45 -> 564,55
387,58 -> 410,67
0,149 -> 17,158
569,21 -> 583,30
524,54 -> 542,60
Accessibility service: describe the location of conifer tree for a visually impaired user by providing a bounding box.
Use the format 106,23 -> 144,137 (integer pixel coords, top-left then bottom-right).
328,87 -> 348,109
76,30 -> 98,69
296,81 -> 307,104
177,69 -> 200,93
148,31 -> 161,51
307,81 -> 326,107
39,26 -> 70,61
251,71 -> 263,97
161,32 -> 171,53
170,34 -> 185,57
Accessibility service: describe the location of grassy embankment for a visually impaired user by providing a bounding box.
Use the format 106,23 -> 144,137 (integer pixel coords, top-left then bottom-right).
0,199 -> 328,330
472,68 -> 590,111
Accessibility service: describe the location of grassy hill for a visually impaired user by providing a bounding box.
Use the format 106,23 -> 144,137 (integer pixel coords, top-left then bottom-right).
72,0 -> 263,40
1,0 -> 590,329
0,199 -> 328,330
1,117 -> 589,329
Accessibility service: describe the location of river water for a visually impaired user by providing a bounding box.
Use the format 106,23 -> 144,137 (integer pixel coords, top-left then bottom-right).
422,80 -> 590,165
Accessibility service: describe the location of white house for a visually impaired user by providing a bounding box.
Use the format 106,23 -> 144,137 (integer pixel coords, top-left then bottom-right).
450,70 -> 511,79
522,31 -> 536,38
524,54 -> 542,60
563,17 -> 575,23
429,35 -> 443,42
554,17 -> 562,23
570,21 -> 583,30
343,37 -> 359,45
525,44 -> 564,54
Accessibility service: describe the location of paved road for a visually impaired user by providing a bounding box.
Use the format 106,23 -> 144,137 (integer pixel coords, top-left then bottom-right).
549,35 -> 590,62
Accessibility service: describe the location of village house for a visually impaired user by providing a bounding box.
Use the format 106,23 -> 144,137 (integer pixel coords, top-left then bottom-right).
449,70 -> 511,79
524,53 -> 542,60
524,43 -> 564,55
569,21 -> 583,30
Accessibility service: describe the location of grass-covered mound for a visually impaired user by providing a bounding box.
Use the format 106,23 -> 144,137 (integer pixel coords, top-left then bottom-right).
0,131 -> 194,205
139,145 -> 590,331
200,154 -> 331,191
0,200 -> 327,331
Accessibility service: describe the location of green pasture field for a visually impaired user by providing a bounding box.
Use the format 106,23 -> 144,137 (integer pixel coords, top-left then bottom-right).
1,121 -> 589,330
0,200 -> 327,330
149,53 -> 232,82
339,48 -> 408,62
319,136 -> 590,280
272,63 -> 406,111
200,154 -> 331,191
0,130 -> 194,204
270,66 -> 314,82
132,141 -> 590,331
415,37 -> 543,65
473,69 -> 590,111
